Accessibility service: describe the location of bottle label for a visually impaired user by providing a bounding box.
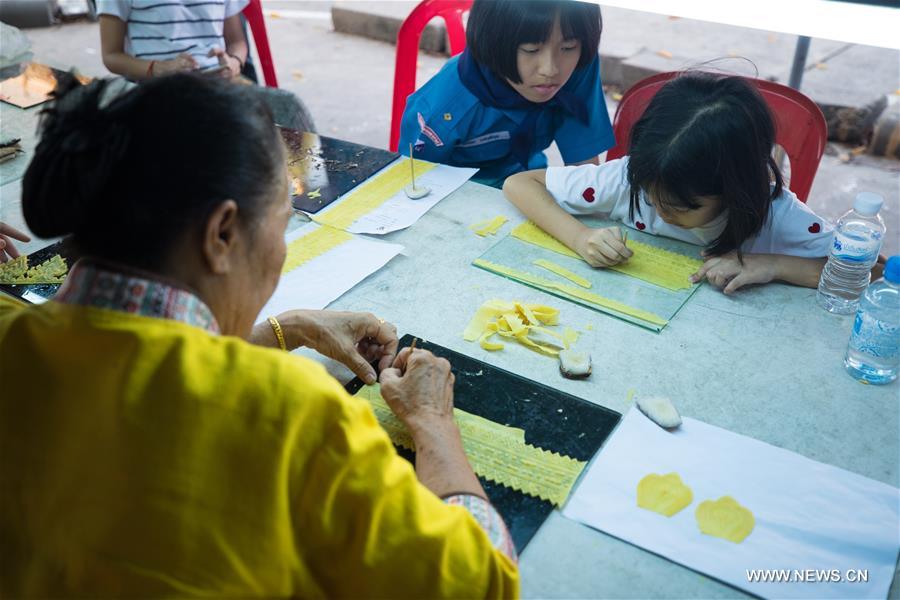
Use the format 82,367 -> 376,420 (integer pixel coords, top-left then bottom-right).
832,231 -> 882,262
849,312 -> 899,360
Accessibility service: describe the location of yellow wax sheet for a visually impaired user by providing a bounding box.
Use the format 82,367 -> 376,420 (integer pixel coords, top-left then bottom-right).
473,259 -> 668,327
281,225 -> 352,274
470,216 -> 509,237
462,299 -> 572,356
637,472 -> 694,517
695,496 -> 755,543
511,221 -> 702,291
355,383 -> 586,506
0,254 -> 68,285
532,258 -> 592,288
313,158 -> 437,230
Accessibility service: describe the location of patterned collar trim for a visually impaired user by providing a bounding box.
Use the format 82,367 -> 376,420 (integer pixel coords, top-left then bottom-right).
55,260 -> 220,334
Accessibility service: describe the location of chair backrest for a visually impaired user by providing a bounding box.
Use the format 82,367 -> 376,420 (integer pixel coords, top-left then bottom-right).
606,72 -> 828,203
242,0 -> 278,88
389,0 -> 472,152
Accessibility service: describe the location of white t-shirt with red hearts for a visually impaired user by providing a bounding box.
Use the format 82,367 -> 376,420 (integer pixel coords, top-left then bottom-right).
545,158 -> 834,257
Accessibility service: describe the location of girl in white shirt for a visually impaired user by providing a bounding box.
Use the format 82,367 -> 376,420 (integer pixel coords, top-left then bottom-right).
504,72 -> 835,295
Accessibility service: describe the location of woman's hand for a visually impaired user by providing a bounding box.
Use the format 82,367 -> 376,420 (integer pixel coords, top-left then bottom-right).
691,251 -> 777,294
207,47 -> 241,79
379,348 -> 455,432
573,226 -> 632,267
0,223 -> 30,262
154,53 -> 198,76
283,310 -> 398,383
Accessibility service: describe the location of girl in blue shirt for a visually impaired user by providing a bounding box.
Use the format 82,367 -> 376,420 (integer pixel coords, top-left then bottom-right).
399,0 -> 614,187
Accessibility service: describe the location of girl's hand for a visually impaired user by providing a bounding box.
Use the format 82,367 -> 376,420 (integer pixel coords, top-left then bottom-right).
691,251 -> 777,294
207,47 -> 241,79
574,226 -> 633,267
154,53 -> 198,76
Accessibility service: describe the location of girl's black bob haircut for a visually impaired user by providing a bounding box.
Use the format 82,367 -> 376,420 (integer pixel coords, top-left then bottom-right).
466,0 -> 602,84
626,71 -> 785,258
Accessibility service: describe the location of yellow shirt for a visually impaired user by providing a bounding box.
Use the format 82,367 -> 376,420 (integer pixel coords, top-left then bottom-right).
0,299 -> 519,597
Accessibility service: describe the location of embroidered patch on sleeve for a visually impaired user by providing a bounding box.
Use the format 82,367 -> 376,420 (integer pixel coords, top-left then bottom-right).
417,112 -> 444,147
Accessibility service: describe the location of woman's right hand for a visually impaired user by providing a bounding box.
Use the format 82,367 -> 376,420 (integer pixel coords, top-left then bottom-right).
574,225 -> 632,267
379,348 -> 455,433
153,53 -> 198,76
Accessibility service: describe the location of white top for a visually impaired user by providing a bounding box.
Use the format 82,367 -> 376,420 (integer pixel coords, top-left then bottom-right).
99,0 -> 249,69
545,158 -> 834,257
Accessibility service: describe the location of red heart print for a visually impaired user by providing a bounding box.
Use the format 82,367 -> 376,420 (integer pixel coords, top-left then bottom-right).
582,187 -> 595,203
636,221 -> 646,230
808,222 -> 821,233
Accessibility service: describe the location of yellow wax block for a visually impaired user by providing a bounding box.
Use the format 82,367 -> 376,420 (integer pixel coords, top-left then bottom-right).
355,384 -> 586,506
470,215 -> 509,237
637,472 -> 694,517
281,225 -> 352,274
511,221 -> 702,291
0,254 -> 68,285
313,157 -> 438,230
533,258 -> 592,288
610,239 -> 701,291
511,221 -> 580,259
473,259 -> 668,327
695,496 -> 755,543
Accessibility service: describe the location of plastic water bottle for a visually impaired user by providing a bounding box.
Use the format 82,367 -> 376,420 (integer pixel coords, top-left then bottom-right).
844,256 -> 900,385
817,192 -> 886,314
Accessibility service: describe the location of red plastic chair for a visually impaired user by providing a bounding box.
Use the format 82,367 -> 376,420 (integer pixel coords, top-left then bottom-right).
389,0 -> 472,151
243,0 -> 278,88
606,72 -> 827,203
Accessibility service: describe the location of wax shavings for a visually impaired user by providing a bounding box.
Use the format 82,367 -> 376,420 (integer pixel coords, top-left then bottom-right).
356,383 -> 586,505
463,299 -> 574,356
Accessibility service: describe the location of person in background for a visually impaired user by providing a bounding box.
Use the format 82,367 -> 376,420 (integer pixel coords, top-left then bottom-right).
0,74 -> 518,597
399,0 -> 614,187
98,0 -> 249,80
504,72 -> 839,294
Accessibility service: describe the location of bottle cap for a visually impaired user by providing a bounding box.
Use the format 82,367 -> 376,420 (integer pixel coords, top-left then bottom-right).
885,256 -> 900,284
854,192 -> 884,216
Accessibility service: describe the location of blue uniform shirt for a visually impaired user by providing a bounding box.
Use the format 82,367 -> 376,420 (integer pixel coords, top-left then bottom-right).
399,55 -> 615,185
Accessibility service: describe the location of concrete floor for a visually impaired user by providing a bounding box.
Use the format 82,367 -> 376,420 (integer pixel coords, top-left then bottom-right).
10,2 -> 900,255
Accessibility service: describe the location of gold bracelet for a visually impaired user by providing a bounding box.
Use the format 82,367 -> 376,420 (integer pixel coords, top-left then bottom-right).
267,316 -> 287,351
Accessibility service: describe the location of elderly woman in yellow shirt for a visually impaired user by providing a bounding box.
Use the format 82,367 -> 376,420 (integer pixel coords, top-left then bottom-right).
0,75 -> 518,597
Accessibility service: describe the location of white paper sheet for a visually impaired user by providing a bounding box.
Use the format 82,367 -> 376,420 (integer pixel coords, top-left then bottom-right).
255,223 -> 403,323
563,408 -> 900,599
311,159 -> 477,235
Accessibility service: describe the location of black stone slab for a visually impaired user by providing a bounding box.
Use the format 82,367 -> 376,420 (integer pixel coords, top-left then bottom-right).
280,129 -> 398,214
345,334 -> 621,552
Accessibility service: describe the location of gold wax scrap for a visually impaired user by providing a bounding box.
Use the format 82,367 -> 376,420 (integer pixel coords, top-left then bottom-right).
533,258 -> 592,288
637,472 -> 694,517
281,225 -> 352,274
473,259 -> 668,327
470,216 -> 509,237
463,299 -> 567,356
695,496 -> 755,543
355,383 -> 586,506
313,157 -> 438,230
